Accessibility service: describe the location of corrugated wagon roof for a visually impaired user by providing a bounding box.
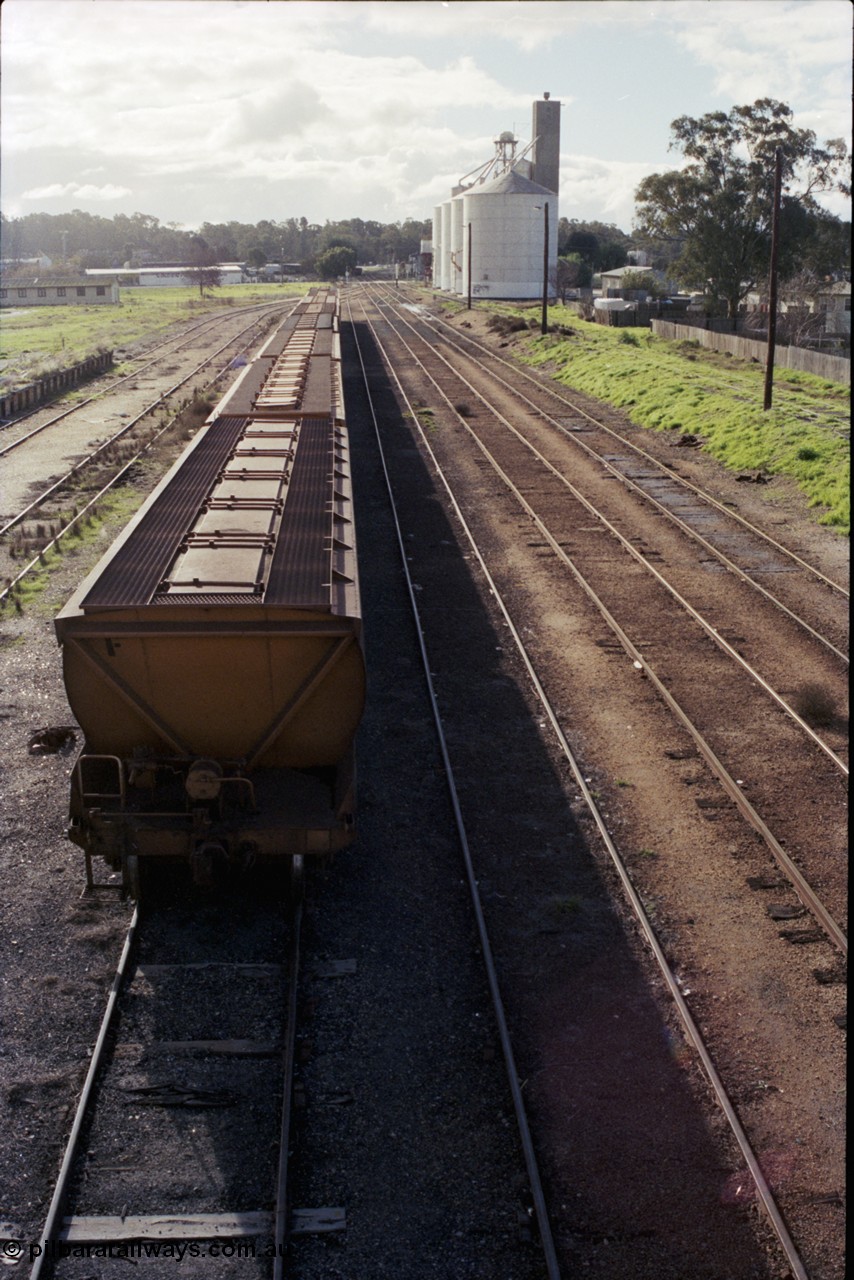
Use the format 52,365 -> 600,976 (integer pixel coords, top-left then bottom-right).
79,417 -> 248,608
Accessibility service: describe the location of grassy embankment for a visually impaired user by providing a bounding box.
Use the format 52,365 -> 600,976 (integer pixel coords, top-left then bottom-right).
462,302 -> 849,535
0,283 -> 312,386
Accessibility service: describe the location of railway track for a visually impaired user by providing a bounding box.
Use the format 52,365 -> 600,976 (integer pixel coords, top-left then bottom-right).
27,873 -> 303,1280
2,288 -> 845,1277
373,283 -> 848,652
346,306 -> 562,1279
345,284 -> 846,1278
10,265 -> 558,1272
360,282 -> 848,946
0,300 -> 292,449
0,305 -> 289,606
380,284 -> 849,609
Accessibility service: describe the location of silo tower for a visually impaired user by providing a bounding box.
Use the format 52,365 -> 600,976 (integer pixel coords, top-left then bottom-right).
530,92 -> 561,195
429,94 -> 560,299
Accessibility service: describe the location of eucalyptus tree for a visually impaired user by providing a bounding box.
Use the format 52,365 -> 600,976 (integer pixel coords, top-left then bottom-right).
314,244 -> 357,280
634,99 -> 849,323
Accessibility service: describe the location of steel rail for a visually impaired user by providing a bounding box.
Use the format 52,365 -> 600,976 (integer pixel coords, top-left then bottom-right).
372,284 -> 848,667
1,311 -> 275,538
351,292 -> 813,1280
422,307 -> 849,666
1,411 -> 204,608
370,297 -> 847,952
371,296 -> 847,953
273,858 -> 304,1280
0,322 -> 273,606
28,891 -> 298,1279
347,297 -> 563,1280
370,296 -> 849,780
29,907 -> 139,1280
0,300 -> 289,454
371,281 -> 849,602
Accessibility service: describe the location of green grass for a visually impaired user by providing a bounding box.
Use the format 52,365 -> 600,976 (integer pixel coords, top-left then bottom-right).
482,304 -> 849,534
0,282 -> 313,386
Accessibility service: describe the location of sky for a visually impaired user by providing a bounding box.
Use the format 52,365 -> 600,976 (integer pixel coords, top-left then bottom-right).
1,0 -> 851,235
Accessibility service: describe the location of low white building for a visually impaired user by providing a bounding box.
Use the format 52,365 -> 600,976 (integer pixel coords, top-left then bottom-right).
213,263 -> 252,286
0,279 -> 119,307
139,267 -> 199,287
600,265 -> 677,298
85,264 -> 250,287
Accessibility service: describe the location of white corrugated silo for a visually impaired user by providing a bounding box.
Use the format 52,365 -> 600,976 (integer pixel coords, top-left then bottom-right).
450,196 -> 465,295
432,204 -> 443,287
462,169 -> 558,300
440,201 -> 453,291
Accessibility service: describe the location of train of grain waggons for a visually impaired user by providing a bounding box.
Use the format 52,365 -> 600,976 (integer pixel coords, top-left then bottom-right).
55,289 -> 365,891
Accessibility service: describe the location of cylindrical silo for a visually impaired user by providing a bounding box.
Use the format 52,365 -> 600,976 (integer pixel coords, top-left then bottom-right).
450,196 -> 465,295
462,170 -> 558,300
432,204 -> 443,288
440,201 -> 453,291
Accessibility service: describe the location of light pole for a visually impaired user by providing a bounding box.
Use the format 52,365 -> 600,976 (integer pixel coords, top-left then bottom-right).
467,222 -> 472,310
540,198 -> 547,335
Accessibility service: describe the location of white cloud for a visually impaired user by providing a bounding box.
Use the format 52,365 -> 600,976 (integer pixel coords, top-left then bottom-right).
362,0 -> 645,51
559,153 -> 670,228
1,0 -> 849,228
662,0 -> 852,140
74,183 -> 134,201
2,3 -> 527,179
21,181 -> 132,202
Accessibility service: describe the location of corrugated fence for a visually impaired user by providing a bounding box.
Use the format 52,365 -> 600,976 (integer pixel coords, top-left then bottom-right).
0,350 -> 114,418
650,321 -> 850,385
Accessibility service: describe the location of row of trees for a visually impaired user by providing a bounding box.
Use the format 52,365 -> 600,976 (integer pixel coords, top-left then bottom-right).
551,219 -> 634,294
558,219 -> 632,271
0,210 -> 430,276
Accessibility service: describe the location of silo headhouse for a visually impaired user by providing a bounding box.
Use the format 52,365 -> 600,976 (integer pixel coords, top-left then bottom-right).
432,94 -> 560,301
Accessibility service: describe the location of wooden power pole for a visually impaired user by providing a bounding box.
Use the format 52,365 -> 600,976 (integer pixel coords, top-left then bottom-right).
541,202 -> 549,336
763,148 -> 783,411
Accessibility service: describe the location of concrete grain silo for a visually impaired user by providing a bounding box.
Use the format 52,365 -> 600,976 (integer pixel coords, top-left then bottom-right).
440,201 -> 453,291
430,94 -> 561,300
462,170 -> 558,300
432,203 -> 444,287
450,196 -> 465,295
